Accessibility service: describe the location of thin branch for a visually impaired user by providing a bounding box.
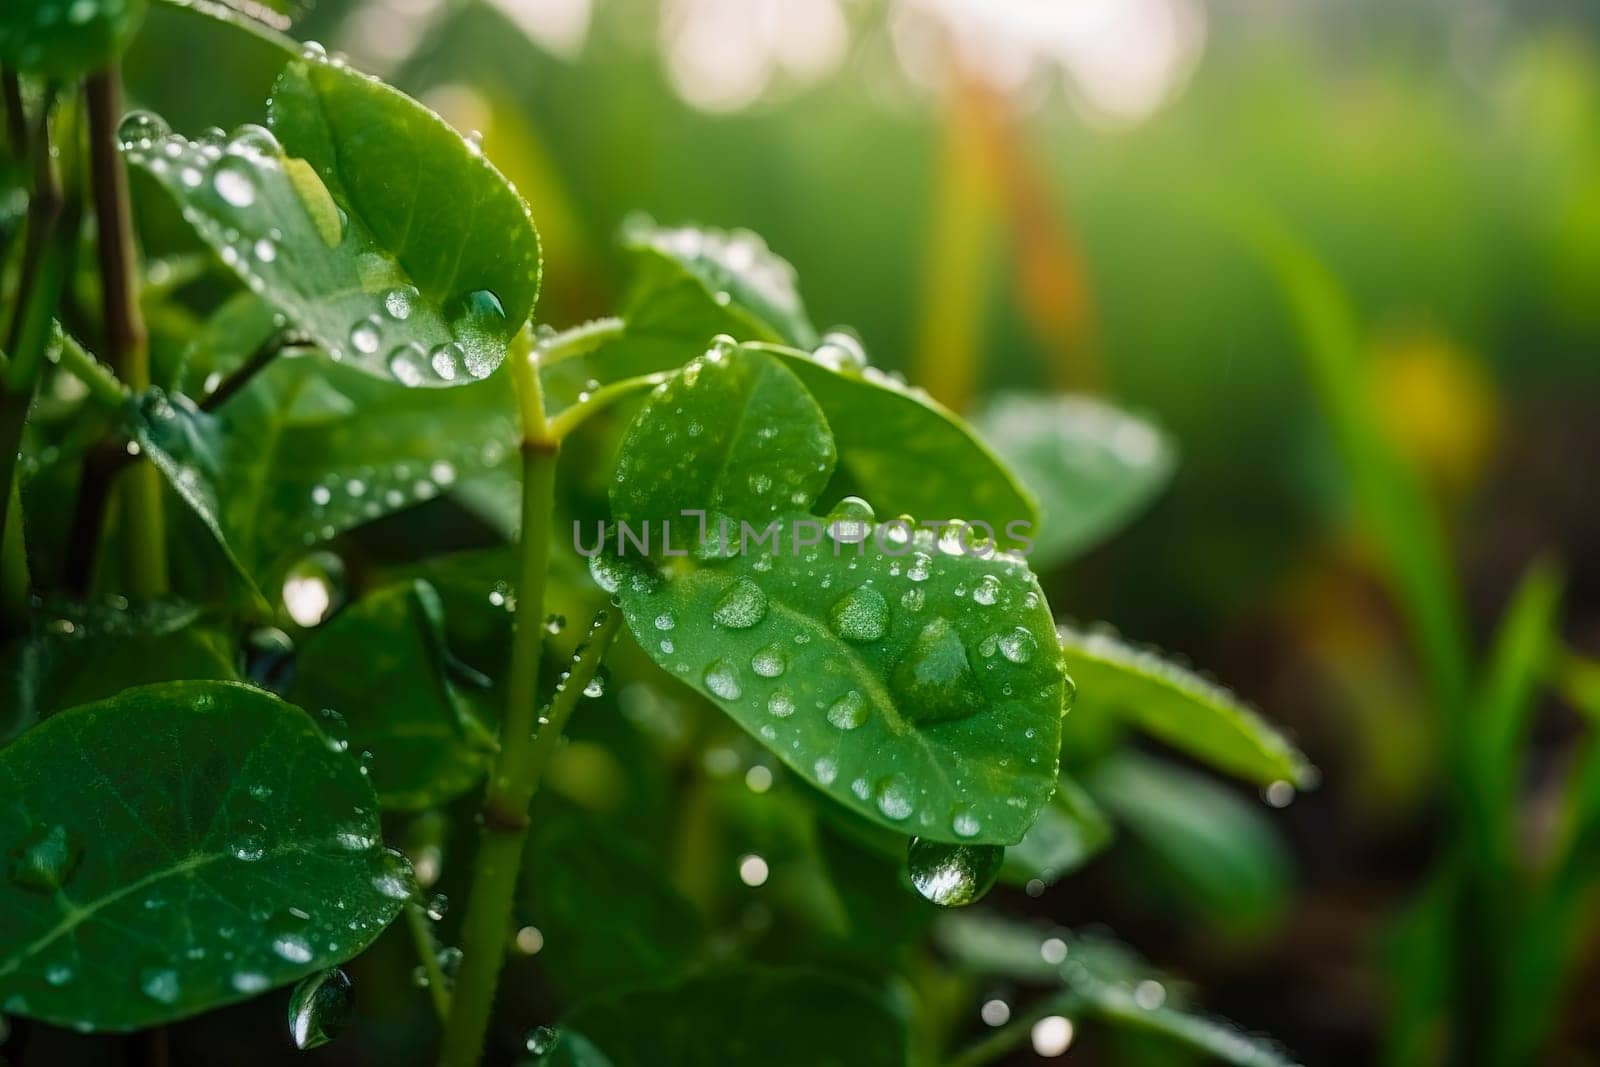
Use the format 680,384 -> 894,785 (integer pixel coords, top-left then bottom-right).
53,327 -> 127,408
404,902 -> 451,1023
533,316 -> 625,369
198,331 -> 311,412
545,372 -> 669,440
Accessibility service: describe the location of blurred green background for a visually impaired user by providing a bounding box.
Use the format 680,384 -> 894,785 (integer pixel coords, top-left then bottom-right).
103,0 -> 1600,1062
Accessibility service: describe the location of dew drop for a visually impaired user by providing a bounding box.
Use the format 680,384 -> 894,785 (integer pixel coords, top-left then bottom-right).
211,158 -> 257,208
826,690 -> 869,730
383,286 -> 417,320
750,643 -> 787,678
138,965 -> 181,1005
8,823 -> 82,894
906,837 -> 1002,906
825,496 -> 876,545
281,551 -> 345,627
349,319 -> 381,355
288,967 -> 353,1050
767,688 -> 796,718
973,574 -> 1001,606
997,627 -> 1038,664
524,1025 -> 559,1055
874,774 -> 914,820
712,578 -> 768,629
703,659 -> 743,700
828,586 -> 889,642
813,757 -> 838,785
387,343 -> 429,387
891,617 -> 984,723
117,110 -> 169,149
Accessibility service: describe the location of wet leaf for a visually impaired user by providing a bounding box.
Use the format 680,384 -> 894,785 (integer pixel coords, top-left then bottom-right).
607,346 -> 1064,843
976,393 -> 1176,569
0,681 -> 404,1030
771,348 -> 1040,552
622,218 -> 817,351
552,967 -> 908,1067
126,54 -> 539,386
1,599 -> 236,742
1001,775 -> 1113,888
289,581 -> 496,810
1088,752 -> 1291,928
609,343 -> 834,529
1059,624 -> 1313,788
0,0 -> 147,79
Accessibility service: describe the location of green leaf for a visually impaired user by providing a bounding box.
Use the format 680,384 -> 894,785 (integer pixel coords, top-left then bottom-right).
288,581 -> 495,811
0,0 -> 147,79
766,347 -> 1040,552
553,967 -> 908,1067
609,514 -> 1064,844
1059,624 -> 1313,788
0,681 -> 406,1030
1000,774 -> 1112,888
622,218 -> 817,350
609,344 -> 835,529
126,55 -> 539,387
1088,752 -> 1291,928
1059,931 -> 1302,1067
131,297 -> 518,591
606,346 -> 1065,843
517,804 -> 702,1000
975,392 -> 1176,569
1,599 -> 236,742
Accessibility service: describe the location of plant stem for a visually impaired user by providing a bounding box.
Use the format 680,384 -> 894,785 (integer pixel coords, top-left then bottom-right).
86,65 -> 167,599
544,371 -> 669,439
533,315 -> 625,369
198,331 -> 309,412
0,89 -> 66,638
54,328 -> 127,408
437,339 -> 561,1067
1,67 -> 24,159
405,902 -> 451,1023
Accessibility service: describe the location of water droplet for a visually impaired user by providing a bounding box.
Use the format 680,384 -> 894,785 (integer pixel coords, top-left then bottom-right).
813,329 -> 868,372
268,908 -> 315,966
826,690 -> 869,730
814,757 -> 838,785
750,643 -> 787,678
383,286 -> 417,320
117,110 -> 169,149
369,848 -> 416,901
288,967 -> 353,1050
138,964 -> 181,1004
430,343 -> 464,380
281,551 -> 345,627
227,123 -> 280,158
829,586 -> 888,642
703,659 -> 742,700
767,689 -> 796,717
874,775 -> 915,820
349,319 -> 381,355
387,342 -> 429,386
891,617 -> 984,723
906,837 -> 1002,906
8,824 -> 82,894
997,627 -> 1037,665
654,613 -> 675,631
825,496 -> 876,545
712,578 -> 768,629
211,158 -> 257,208
973,574 -> 1001,606
524,1025 -> 559,1055
951,808 -> 982,838
449,289 -> 505,328
232,971 -> 270,994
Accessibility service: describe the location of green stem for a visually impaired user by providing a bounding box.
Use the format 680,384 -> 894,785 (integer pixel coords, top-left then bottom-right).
0,89 -> 67,637
438,335 -> 589,1067
86,65 -> 167,599
534,316 -> 625,369
544,371 -> 669,440
198,331 -> 309,412
946,989 -> 1083,1067
405,903 -> 451,1023
53,328 -> 126,408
